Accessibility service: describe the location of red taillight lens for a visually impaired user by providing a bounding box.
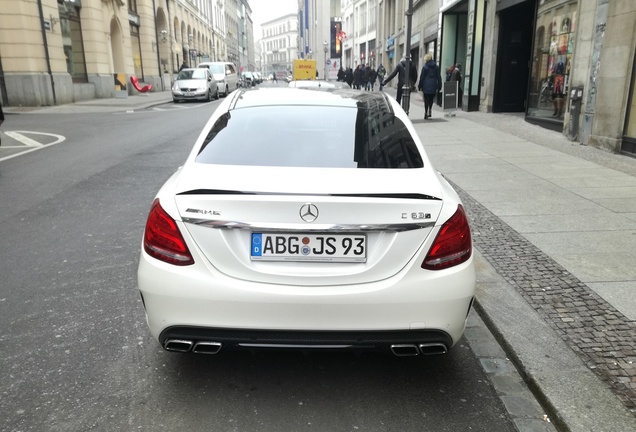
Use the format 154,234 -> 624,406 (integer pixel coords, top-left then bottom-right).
143,199 -> 194,266
422,204 -> 472,270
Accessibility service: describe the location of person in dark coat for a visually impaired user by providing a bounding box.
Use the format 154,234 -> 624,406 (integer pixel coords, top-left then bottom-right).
417,53 -> 442,119
368,67 -> 377,91
179,61 -> 188,71
345,67 -> 354,87
381,57 -> 417,104
362,64 -> 370,90
353,65 -> 363,90
337,67 -> 345,82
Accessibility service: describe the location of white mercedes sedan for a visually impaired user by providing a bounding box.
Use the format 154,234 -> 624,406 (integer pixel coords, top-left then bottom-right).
137,87 -> 475,357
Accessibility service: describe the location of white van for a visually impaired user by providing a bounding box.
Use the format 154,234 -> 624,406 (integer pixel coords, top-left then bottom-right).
197,62 -> 239,97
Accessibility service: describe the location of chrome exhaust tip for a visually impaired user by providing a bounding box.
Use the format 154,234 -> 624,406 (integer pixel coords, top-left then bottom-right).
192,341 -> 223,355
164,339 -> 193,353
418,343 -> 448,355
390,344 -> 420,356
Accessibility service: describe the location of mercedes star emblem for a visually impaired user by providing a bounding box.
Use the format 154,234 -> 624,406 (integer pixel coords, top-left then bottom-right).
299,203 -> 319,223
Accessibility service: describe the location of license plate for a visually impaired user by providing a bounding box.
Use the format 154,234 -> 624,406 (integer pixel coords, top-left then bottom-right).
251,233 -> 366,263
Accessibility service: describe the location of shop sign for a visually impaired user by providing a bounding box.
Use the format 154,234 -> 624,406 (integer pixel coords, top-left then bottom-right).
386,37 -> 395,50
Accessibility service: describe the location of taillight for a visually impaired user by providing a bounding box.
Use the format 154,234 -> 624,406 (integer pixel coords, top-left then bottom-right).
143,199 -> 194,266
422,205 -> 472,270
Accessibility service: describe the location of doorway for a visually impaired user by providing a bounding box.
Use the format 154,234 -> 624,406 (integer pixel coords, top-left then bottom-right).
493,1 -> 535,112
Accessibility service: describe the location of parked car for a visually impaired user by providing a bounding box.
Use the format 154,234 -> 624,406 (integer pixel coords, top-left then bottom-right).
138,88 -> 475,357
288,80 -> 349,89
241,71 -> 255,87
197,61 -> 239,97
172,68 -> 219,103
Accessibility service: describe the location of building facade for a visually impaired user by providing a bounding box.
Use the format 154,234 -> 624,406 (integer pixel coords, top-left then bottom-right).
340,0 -> 636,156
261,13 -> 299,77
0,0 -> 252,107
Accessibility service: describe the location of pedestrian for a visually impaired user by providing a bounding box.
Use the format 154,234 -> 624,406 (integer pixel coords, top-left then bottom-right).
445,64 -> 455,82
381,57 -> 417,104
362,64 -> 370,91
368,67 -> 377,91
345,67 -> 354,88
179,60 -> 188,71
417,53 -> 442,119
377,64 -> 386,91
337,67 -> 345,82
353,65 -> 363,90
450,63 -> 463,106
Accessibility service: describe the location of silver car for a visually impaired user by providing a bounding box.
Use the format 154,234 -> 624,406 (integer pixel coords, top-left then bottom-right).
172,68 -> 219,103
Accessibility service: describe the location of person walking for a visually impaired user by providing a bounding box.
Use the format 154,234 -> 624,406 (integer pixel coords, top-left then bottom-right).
417,53 -> 442,119
368,67 -> 377,91
381,57 -> 417,104
337,67 -> 345,82
345,67 -> 354,88
362,64 -> 370,90
353,65 -> 363,90
377,64 -> 386,91
179,61 -> 188,71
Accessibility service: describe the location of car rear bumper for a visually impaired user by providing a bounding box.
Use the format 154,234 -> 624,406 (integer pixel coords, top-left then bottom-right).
172,90 -> 207,101
138,251 -> 476,353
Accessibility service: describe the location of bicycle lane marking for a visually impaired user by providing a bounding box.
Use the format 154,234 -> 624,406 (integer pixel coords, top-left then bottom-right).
0,131 -> 66,162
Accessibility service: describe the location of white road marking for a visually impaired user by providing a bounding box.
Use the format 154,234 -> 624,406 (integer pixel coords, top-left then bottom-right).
0,131 -> 66,162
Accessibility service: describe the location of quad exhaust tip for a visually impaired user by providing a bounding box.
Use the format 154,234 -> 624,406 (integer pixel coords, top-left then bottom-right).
192,341 -> 222,355
164,339 -> 194,353
163,339 -> 445,356
163,339 -> 223,354
390,343 -> 448,356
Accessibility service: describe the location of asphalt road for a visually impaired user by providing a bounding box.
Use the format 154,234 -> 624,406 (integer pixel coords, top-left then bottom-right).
1,98 -> 521,431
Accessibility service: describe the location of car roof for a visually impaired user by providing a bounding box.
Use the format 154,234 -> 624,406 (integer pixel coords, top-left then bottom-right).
229,87 -> 393,111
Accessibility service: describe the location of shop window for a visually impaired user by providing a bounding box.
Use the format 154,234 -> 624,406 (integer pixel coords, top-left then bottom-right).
130,25 -> 143,80
527,1 -> 578,121
58,0 -> 88,83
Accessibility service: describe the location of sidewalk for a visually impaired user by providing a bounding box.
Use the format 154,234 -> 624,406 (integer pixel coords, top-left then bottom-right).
6,87 -> 636,430
2,90 -> 174,114
397,88 -> 636,431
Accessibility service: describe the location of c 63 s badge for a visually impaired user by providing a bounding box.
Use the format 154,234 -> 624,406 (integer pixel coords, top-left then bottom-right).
402,212 -> 431,220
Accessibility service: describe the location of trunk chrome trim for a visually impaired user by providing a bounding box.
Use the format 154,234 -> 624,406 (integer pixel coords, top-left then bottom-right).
181,218 -> 435,232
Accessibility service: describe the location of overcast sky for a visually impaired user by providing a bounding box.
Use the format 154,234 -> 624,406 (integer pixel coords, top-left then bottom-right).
249,0 -> 299,38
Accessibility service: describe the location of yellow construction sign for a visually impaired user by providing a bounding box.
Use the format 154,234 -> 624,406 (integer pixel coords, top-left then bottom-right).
293,59 -> 316,81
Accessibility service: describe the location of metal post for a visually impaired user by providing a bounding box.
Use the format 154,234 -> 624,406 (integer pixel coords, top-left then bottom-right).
323,41 -> 328,80
401,0 -> 414,114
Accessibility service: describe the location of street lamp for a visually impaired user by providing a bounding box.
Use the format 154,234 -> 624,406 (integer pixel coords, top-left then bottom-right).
323,41 -> 328,80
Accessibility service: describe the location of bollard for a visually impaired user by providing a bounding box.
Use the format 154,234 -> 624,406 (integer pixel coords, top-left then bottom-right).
401,85 -> 411,114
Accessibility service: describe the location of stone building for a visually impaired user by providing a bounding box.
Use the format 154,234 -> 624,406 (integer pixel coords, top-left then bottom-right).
335,0 -> 636,156
261,13 -> 299,77
0,0 -> 234,106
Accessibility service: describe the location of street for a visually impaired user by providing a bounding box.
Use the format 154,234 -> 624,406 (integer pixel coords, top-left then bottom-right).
0,97 -> 526,431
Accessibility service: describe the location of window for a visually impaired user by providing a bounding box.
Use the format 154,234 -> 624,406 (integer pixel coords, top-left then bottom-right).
527,0 -> 578,120
58,0 -> 87,83
196,104 -> 423,169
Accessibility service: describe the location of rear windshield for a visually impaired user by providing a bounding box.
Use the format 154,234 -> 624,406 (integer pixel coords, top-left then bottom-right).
177,69 -> 207,80
203,64 -> 224,74
195,105 -> 423,169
